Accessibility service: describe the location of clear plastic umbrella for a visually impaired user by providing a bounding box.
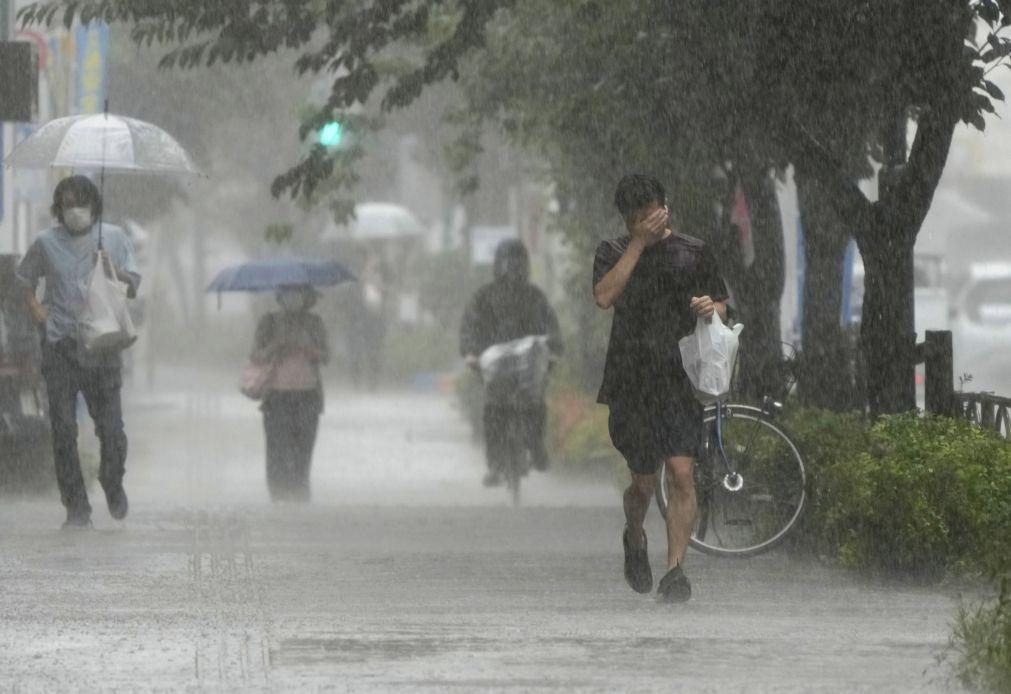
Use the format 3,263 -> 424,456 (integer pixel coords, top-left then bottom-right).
321,202 -> 425,241
5,109 -> 202,248
4,112 -> 202,175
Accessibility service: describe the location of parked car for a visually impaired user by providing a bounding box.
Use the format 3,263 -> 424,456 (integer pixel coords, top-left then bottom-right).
951,261 -> 1011,395
0,254 -> 51,491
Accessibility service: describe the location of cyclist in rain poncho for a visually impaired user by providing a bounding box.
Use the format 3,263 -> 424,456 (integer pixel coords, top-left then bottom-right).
460,240 -> 563,487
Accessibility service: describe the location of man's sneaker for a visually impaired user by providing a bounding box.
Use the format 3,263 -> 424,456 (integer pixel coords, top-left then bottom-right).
61,513 -> 93,531
105,485 -> 129,520
482,470 -> 503,487
623,527 -> 653,594
657,564 -> 692,603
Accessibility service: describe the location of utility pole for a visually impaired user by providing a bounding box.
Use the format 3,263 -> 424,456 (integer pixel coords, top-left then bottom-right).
1,1 -> 41,252
1,0 -> 14,253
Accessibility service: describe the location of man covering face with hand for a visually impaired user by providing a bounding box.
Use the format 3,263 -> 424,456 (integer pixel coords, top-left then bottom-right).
592,173 -> 729,603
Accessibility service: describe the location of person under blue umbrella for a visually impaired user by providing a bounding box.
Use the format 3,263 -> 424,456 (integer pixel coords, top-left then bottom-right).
250,285 -> 329,502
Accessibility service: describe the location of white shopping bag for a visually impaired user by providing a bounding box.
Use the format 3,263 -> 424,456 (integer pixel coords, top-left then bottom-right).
479,335 -> 551,406
79,253 -> 138,352
678,314 -> 744,403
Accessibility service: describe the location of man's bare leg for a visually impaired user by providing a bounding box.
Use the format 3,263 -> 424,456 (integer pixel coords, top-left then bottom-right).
622,471 -> 658,593
663,456 -> 697,569
623,472 -> 657,549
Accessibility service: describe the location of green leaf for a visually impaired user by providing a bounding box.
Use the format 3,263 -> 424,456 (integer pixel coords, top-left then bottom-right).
62,2 -> 79,29
984,79 -> 1006,101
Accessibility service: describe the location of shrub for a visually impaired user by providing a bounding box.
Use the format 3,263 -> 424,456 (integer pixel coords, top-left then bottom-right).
784,409 -> 1011,579
780,407 -> 870,557
950,577 -> 1011,693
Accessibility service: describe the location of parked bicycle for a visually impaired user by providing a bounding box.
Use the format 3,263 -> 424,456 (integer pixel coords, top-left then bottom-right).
656,344 -> 807,557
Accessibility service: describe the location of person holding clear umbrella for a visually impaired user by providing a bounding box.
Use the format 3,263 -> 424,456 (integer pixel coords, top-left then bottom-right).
6,111 -> 198,528
16,176 -> 140,529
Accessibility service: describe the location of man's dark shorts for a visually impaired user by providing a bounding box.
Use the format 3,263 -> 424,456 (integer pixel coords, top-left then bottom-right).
607,390 -> 702,476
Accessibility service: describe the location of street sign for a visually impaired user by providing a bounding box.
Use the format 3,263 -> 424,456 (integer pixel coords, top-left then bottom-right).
74,23 -> 108,114
0,41 -> 38,122
0,0 -> 10,41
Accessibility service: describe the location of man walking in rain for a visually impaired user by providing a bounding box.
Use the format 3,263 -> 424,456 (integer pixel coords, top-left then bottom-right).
460,240 -> 563,487
17,176 -> 141,529
593,174 -> 728,602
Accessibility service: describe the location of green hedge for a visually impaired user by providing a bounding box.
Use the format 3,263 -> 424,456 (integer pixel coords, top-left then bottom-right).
785,409 -> 1011,579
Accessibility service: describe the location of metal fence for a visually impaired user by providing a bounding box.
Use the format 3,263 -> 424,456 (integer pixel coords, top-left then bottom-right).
918,330 -> 1010,440
956,392 -> 1011,440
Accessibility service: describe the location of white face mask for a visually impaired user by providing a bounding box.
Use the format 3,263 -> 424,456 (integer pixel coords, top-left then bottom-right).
63,207 -> 94,233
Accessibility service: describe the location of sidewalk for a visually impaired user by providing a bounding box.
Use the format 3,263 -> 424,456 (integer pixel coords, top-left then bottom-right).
121,365 -> 616,509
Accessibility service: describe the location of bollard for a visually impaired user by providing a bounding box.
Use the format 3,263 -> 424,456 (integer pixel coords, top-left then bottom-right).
924,330 -> 954,417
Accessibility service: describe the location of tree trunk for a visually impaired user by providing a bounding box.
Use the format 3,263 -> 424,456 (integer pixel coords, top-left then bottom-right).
857,226 -> 917,415
858,112 -> 917,415
795,169 -> 857,410
855,109 -> 927,417
789,103 -> 957,416
720,167 -> 786,401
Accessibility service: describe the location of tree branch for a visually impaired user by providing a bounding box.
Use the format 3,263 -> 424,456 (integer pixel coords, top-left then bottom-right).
887,105 -> 959,235
785,119 -> 874,236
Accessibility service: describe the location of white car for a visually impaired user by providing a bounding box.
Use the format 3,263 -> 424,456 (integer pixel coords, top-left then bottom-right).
951,262 -> 1011,395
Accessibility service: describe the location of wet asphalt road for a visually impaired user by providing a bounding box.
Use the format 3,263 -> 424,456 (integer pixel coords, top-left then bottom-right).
0,373 -> 968,692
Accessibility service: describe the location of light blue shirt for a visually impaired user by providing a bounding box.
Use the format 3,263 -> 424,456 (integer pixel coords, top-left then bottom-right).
16,222 -> 141,364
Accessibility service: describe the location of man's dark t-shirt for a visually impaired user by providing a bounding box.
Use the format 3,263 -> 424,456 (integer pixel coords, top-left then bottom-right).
592,231 -> 728,408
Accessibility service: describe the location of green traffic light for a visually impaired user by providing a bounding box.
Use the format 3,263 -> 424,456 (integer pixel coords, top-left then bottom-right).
319,121 -> 343,147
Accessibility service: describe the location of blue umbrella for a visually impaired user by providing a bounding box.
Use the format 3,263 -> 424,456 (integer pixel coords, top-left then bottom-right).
207,257 -> 356,293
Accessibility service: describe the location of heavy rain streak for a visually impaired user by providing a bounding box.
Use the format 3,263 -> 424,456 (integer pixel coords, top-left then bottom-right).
2,2 -> 1011,692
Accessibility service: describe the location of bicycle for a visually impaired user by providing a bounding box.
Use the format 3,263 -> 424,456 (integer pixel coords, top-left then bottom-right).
496,404 -> 533,507
656,346 -> 806,557
477,335 -> 552,507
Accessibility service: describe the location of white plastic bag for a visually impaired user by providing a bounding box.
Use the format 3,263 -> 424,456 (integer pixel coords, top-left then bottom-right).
479,335 -> 551,406
79,253 -> 137,352
678,314 -> 744,403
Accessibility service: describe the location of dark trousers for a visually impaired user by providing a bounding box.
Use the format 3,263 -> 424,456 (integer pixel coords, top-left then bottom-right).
483,400 -> 548,474
40,340 -> 127,518
262,390 -> 321,501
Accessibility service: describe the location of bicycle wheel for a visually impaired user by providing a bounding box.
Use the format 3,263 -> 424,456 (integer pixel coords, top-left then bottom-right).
656,404 -> 806,557
502,417 -> 526,508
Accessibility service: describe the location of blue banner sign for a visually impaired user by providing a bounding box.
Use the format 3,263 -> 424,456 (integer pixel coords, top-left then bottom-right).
74,23 -> 108,114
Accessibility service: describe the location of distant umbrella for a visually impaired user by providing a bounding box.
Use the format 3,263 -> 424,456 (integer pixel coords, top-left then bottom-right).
321,202 -> 425,241
206,258 -> 356,293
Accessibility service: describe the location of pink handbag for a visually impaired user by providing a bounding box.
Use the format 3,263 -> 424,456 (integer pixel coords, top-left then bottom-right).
239,360 -> 274,401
